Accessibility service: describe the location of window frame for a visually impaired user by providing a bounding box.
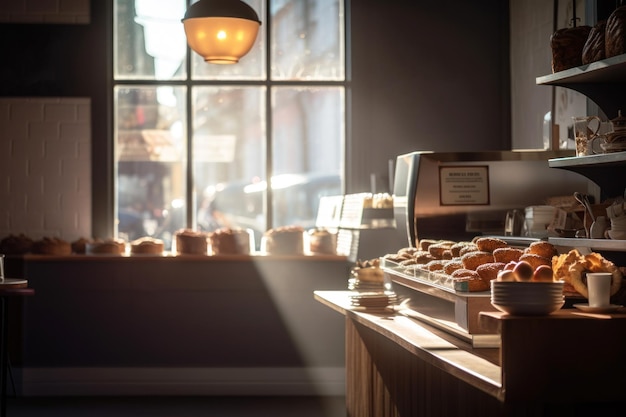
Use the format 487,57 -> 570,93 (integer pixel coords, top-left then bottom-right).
107,0 -> 349,241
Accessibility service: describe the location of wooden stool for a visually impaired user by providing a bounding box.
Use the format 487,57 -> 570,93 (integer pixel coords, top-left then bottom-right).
0,279 -> 33,417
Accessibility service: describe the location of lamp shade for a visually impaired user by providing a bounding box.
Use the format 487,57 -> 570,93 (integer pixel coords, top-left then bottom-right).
182,0 -> 261,64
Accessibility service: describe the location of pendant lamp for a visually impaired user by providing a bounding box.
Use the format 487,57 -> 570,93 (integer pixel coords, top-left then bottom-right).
182,0 -> 261,64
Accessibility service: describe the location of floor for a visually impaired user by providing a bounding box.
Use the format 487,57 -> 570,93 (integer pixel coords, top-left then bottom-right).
5,396 -> 347,417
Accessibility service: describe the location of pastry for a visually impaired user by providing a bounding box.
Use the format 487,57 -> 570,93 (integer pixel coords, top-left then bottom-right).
209,228 -> 251,255
476,262 -> 506,282
518,253 -> 552,270
461,251 -> 495,271
307,228 -> 336,255
493,247 -> 523,263
443,259 -> 465,275
428,241 -> 454,259
474,237 -> 508,253
525,241 -> 558,259
552,249 -> 623,297
263,225 -> 304,255
32,237 -> 72,255
130,237 -> 164,255
174,229 -> 208,255
71,237 -> 91,254
0,234 -> 34,255
88,238 -> 127,255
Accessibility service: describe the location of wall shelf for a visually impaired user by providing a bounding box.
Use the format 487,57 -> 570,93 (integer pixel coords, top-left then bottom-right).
548,152 -> 626,199
536,53 -> 626,119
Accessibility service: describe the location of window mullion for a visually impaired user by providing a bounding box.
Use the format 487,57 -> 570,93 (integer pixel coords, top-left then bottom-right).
265,0 -> 273,231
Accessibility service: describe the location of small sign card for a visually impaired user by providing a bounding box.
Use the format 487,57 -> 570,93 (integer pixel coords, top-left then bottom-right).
439,165 -> 490,205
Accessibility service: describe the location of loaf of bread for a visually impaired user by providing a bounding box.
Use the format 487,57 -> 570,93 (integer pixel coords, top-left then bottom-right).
550,25 -> 591,72
606,6 -> 626,58
582,20 -> 607,64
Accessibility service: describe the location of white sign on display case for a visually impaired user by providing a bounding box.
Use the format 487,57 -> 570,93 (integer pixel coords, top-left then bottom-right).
439,166 -> 490,205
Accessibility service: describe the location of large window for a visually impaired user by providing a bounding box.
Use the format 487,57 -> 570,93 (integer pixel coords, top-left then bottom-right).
113,0 -> 346,249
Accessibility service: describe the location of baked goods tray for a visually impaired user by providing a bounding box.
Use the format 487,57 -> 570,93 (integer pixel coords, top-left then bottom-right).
381,258 -> 499,348
381,258 -> 490,301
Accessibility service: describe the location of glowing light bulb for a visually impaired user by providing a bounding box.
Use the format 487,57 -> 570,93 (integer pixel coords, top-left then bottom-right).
217,30 -> 227,40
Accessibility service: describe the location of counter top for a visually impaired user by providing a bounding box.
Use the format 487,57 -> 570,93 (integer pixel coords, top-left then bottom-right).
314,290 -> 503,400
19,253 -> 348,262
316,290 -> 626,405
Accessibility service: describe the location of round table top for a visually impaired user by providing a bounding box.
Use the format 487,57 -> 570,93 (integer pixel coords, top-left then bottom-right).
0,278 -> 29,290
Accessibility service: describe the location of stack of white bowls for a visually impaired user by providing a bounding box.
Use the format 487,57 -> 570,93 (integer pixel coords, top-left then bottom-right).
524,205 -> 556,238
491,280 -> 565,316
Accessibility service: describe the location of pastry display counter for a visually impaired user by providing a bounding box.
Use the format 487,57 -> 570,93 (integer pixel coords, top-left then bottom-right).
381,258 -> 500,347
315,290 -> 626,417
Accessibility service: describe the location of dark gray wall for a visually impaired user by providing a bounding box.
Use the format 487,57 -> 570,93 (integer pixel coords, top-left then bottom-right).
348,0 -> 510,193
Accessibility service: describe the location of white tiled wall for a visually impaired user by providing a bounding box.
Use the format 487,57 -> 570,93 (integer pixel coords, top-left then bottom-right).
0,0 -> 90,24
0,97 -> 91,241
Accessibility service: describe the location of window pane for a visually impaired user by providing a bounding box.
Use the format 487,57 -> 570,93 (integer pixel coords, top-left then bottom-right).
271,0 -> 345,80
191,0 -> 266,81
271,86 -> 344,228
115,0 -> 187,80
192,86 -> 267,246
115,86 -> 187,249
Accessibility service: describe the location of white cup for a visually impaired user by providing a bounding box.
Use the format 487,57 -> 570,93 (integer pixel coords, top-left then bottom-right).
587,272 -> 612,308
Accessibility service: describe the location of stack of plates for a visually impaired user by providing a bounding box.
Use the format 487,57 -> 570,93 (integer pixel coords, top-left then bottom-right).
350,292 -> 398,311
348,277 -> 389,292
491,280 -> 564,316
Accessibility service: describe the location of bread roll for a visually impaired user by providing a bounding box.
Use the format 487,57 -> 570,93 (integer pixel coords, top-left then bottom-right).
606,6 -> 626,58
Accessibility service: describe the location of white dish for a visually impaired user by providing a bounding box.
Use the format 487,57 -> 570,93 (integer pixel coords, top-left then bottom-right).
492,301 -> 564,316
573,303 -> 623,314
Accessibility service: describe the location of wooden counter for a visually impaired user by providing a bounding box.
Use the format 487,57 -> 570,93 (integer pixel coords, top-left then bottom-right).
315,290 -> 626,417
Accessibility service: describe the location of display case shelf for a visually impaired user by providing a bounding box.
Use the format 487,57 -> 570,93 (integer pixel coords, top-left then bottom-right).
548,236 -> 626,251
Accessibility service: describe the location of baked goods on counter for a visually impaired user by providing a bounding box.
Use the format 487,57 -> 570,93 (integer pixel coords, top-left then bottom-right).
32,237 -> 72,255
307,228 -> 336,255
71,237 -> 91,254
362,193 -> 393,209
209,228 -> 251,255
382,237 -> 565,293
174,229 -> 208,255
552,249 -> 623,298
349,258 -> 389,292
550,25 -> 591,72
87,238 -> 127,255
130,237 -> 164,255
0,234 -> 34,255
263,225 -> 304,255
